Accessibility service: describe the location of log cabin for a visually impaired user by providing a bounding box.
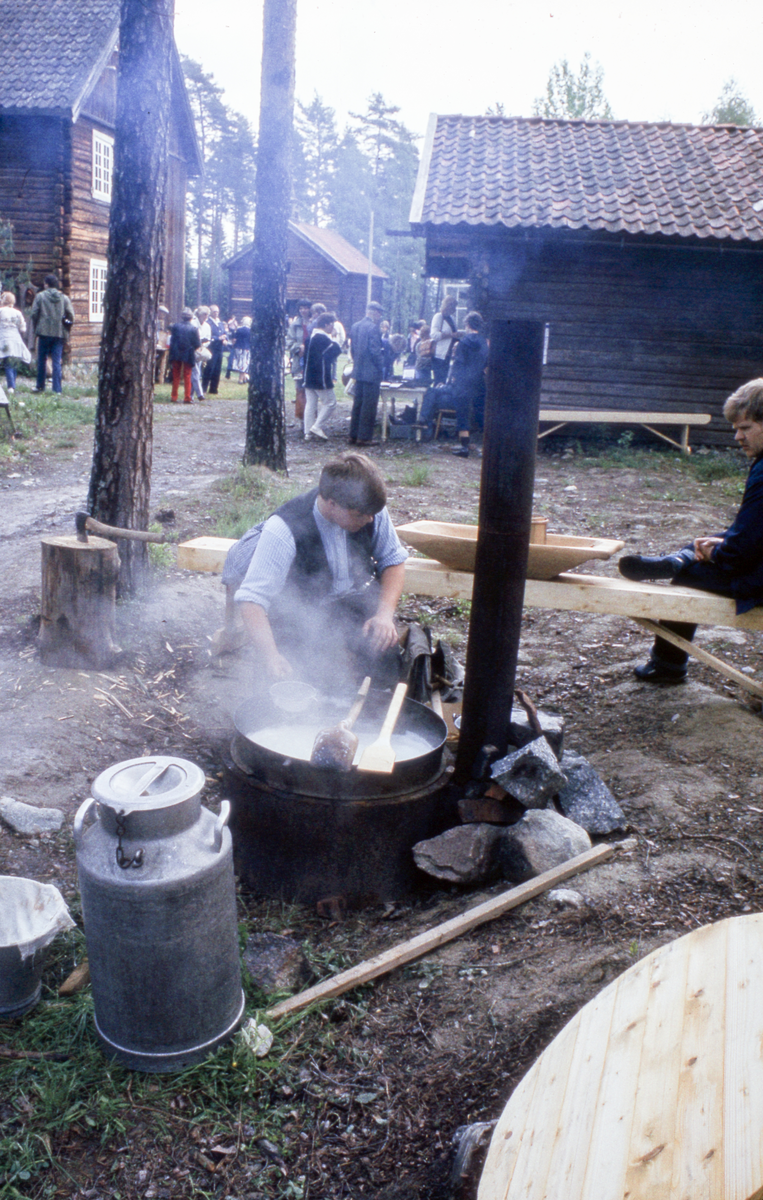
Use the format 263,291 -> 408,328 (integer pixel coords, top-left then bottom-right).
0,0 -> 202,364
223,222 -> 387,334
409,114 -> 763,444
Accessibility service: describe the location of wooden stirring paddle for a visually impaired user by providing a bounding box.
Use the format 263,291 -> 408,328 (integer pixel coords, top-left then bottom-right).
357,681 -> 408,774
310,676 -> 371,771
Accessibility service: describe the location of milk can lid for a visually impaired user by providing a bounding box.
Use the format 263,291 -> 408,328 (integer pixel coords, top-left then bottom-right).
91,756 -> 206,812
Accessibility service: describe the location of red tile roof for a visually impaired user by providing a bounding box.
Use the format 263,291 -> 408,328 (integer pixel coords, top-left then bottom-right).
409,114 -> 763,243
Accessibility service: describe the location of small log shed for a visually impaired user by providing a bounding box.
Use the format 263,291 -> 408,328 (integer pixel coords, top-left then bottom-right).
409,114 -> 763,445
223,222 -> 387,333
0,0 -> 202,364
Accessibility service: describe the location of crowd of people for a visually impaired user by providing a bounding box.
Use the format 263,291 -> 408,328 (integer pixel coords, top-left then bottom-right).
0,281 -> 490,457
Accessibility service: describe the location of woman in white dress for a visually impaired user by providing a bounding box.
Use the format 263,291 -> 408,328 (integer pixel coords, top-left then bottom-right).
0,292 -> 31,393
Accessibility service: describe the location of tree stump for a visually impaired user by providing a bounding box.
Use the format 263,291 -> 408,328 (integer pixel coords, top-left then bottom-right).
38,536 -> 121,668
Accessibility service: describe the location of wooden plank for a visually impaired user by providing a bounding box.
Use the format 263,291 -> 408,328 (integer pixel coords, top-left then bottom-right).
580,959 -> 652,1199
673,921 -> 728,1197
403,560 -> 763,631
176,536 -> 234,573
539,409 -> 712,425
529,987 -> 619,1200
265,845 -> 614,1020
723,915 -> 763,1200
623,937 -> 689,1200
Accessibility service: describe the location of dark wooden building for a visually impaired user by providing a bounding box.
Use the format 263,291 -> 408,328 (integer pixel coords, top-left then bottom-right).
410,114 -> 763,444
223,222 -> 386,333
0,0 -> 202,363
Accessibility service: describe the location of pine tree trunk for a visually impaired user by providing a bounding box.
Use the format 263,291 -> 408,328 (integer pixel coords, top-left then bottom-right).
243,0 -> 296,471
87,0 -> 173,595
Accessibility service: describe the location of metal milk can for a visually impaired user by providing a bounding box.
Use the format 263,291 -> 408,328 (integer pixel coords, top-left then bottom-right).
74,756 -> 244,1072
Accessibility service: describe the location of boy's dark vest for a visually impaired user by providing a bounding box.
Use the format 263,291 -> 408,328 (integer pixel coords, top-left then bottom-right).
274,489 -> 377,610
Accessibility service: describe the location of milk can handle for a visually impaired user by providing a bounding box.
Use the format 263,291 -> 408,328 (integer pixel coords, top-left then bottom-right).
213,801 -> 231,853
73,798 -> 97,850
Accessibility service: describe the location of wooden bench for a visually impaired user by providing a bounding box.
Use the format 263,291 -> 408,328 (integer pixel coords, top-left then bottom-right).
0,385 -> 15,435
537,408 -> 712,454
175,538 -> 763,699
404,559 -> 763,699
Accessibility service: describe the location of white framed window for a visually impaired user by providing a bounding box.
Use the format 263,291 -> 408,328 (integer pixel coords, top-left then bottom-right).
92,129 -> 114,201
89,258 -> 108,322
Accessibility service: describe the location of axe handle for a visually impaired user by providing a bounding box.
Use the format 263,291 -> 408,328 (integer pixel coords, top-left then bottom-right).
76,512 -> 167,543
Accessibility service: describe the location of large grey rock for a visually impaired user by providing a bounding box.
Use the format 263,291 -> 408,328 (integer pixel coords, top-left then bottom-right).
0,796 -> 64,835
243,933 -> 311,994
413,823 -> 503,884
508,708 -> 564,759
556,751 -> 626,834
498,810 -> 592,883
490,737 -> 567,808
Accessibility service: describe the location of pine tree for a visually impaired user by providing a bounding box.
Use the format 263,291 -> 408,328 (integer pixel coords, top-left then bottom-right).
88,0 -> 173,594
294,94 -> 339,225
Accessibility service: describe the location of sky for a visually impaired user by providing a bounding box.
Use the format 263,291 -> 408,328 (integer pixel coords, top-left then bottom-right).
174,0 -> 763,144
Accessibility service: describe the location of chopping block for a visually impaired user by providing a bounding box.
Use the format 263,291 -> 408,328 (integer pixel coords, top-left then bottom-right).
38,535 -> 121,668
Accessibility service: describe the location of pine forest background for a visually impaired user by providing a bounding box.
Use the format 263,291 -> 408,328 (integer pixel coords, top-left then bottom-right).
182,58 -> 430,333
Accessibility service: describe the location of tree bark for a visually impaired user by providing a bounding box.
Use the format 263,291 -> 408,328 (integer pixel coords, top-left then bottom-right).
243,0 -> 296,471
87,0 -> 173,595
38,536 -> 121,668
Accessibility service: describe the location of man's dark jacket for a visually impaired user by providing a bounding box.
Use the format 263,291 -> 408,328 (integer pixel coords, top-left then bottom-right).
169,321 -> 200,365
677,453 -> 763,613
350,317 -> 384,384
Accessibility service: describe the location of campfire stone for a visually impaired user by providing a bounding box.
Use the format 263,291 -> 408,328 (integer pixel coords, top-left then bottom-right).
498,810 -> 591,883
0,796 -> 64,835
490,737 -> 567,808
243,933 -> 311,994
508,708 -> 565,759
556,751 -> 626,834
413,823 -> 503,884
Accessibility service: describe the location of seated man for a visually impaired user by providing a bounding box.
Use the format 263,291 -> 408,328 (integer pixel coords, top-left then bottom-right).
221,454 -> 407,688
618,378 -> 763,682
417,311 -> 488,456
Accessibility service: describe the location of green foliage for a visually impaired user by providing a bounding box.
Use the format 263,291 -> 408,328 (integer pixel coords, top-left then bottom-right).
293,94 -> 340,226
533,52 -> 613,120
399,464 -> 431,487
181,56 -> 257,311
703,79 -> 758,126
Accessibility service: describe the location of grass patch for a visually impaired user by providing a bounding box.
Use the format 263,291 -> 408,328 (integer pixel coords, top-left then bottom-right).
399,464 -> 431,487
0,928 -> 327,1199
213,465 -> 301,539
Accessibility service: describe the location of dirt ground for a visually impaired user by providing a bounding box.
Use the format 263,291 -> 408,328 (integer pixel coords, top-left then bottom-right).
1,383 -> 762,1199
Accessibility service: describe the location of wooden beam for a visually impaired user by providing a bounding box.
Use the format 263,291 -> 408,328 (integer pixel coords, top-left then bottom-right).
265,845 -> 614,1020
538,409 -> 712,425
634,618 -> 763,699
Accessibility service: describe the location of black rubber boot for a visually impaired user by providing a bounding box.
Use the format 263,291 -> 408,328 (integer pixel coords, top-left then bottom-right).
618,554 -> 684,582
452,437 -> 470,458
633,657 -> 687,683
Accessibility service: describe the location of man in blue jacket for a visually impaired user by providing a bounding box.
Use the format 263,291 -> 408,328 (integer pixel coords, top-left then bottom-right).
619,378 -> 763,682
349,300 -> 384,445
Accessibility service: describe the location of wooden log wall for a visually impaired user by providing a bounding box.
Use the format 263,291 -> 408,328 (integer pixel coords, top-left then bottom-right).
0,115 -> 65,291
66,117 -> 110,362
226,236 -> 384,333
429,229 -> 763,446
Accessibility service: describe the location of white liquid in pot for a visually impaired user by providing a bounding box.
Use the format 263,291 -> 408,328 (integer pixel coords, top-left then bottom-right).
246,722 -> 434,764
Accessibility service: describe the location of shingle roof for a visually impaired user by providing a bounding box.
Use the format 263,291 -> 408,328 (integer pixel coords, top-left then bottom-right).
0,0 -> 119,117
410,114 -> 763,243
223,223 -> 387,278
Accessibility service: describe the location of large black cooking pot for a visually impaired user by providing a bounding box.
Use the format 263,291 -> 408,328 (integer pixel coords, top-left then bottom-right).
232,688 -> 447,800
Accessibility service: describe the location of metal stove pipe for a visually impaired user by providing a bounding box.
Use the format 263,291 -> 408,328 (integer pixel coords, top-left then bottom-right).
455,319 -> 545,781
